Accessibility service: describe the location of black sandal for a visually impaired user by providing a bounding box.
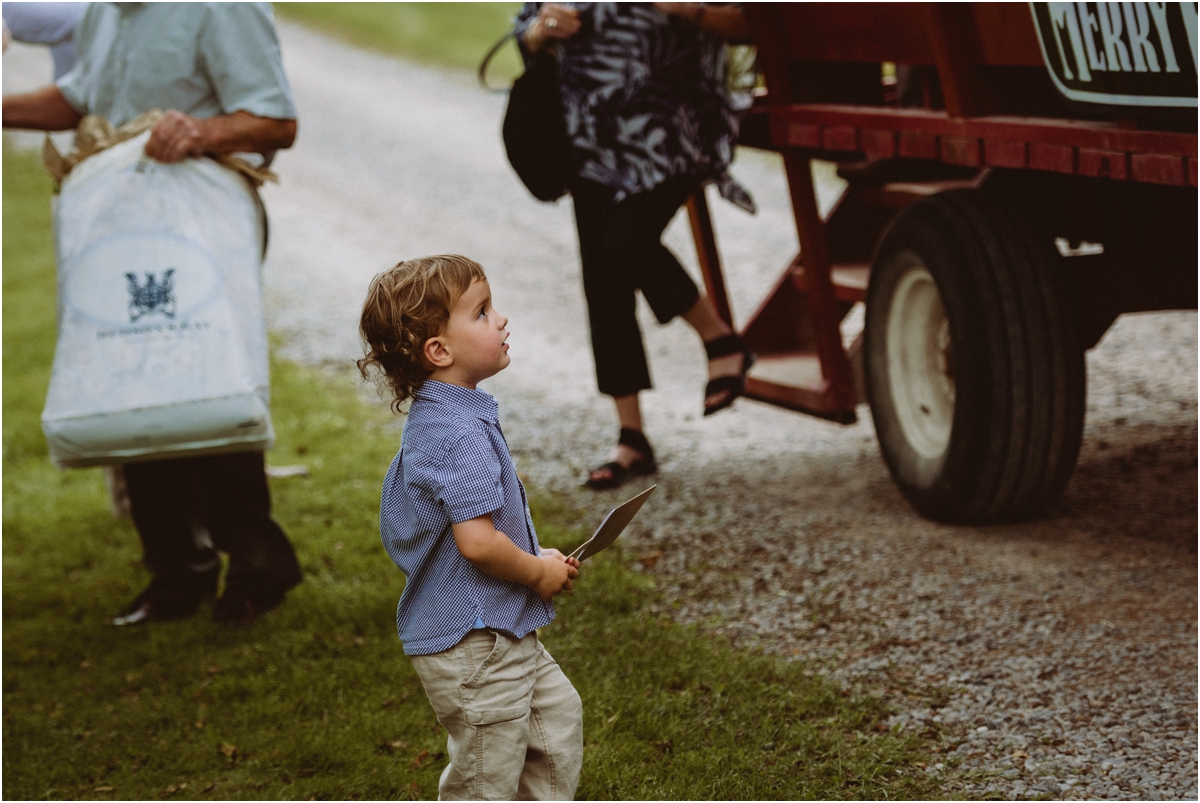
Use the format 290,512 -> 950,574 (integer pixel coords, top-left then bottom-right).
585,428 -> 658,490
703,333 -> 756,417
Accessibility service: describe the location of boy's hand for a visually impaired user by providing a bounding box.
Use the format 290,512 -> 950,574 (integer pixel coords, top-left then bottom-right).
533,549 -> 580,602
452,516 -> 581,601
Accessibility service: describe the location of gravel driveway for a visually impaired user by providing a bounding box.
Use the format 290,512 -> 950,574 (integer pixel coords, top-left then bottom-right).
7,23 -> 1196,800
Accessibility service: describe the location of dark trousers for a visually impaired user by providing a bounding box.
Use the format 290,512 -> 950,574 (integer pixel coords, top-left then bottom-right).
123,451 -> 302,605
571,176 -> 701,398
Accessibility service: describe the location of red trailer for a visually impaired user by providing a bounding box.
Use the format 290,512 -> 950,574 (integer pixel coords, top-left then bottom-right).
686,2 -> 1197,523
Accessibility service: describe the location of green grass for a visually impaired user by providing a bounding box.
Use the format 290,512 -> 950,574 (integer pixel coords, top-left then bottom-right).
274,3 -> 524,81
3,142 -> 944,799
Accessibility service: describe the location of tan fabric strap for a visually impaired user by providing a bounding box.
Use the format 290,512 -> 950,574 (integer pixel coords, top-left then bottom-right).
42,109 -> 278,187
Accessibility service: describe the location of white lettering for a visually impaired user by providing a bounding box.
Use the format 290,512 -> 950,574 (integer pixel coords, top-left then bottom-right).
1146,2 -> 1181,71
1123,2 -> 1161,70
1099,2 -> 1134,70
1054,238 -> 1106,257
1051,3 -> 1085,79
1182,1 -> 1199,70
1078,2 -> 1109,70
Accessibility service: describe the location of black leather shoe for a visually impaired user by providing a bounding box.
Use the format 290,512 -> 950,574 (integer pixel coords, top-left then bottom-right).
112,595 -> 156,627
111,589 -> 200,626
112,569 -> 219,626
212,586 -> 287,627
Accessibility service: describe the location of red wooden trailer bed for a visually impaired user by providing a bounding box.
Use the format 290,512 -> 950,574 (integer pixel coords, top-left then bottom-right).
686,2 -> 1197,523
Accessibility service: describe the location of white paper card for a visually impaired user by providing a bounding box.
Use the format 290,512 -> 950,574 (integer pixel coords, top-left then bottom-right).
568,485 -> 656,562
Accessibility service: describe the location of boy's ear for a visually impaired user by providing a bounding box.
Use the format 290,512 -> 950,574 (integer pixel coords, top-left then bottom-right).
424,336 -> 453,369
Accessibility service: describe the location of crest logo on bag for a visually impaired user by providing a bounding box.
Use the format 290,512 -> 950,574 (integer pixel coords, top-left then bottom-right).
125,269 -> 177,321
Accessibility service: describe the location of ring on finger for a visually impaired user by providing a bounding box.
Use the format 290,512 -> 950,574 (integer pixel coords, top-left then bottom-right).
544,16 -> 558,28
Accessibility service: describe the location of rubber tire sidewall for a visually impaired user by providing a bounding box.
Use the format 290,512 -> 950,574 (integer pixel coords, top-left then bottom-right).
865,200 -> 1002,523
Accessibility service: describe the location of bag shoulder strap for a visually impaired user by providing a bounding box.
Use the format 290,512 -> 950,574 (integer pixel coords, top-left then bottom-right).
478,31 -> 516,92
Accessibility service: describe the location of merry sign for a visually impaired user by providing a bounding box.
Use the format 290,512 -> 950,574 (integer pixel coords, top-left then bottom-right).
1031,2 -> 1198,107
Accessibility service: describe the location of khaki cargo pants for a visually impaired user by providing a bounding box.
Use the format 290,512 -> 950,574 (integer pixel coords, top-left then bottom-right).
410,629 -> 583,800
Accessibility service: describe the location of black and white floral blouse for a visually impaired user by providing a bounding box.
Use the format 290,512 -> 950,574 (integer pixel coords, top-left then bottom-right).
516,2 -> 755,212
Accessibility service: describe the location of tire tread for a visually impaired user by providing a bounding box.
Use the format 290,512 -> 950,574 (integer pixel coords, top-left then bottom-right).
865,190 -> 1086,524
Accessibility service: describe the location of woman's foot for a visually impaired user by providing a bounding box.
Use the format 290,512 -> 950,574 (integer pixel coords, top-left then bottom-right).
585,428 -> 657,489
703,333 -> 755,416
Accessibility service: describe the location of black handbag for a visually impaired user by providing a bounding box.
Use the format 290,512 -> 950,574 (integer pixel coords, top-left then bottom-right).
479,32 -> 571,203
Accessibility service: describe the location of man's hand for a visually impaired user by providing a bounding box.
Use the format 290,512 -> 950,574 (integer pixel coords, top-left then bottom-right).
144,109 -> 210,164
144,109 -> 297,163
533,548 -> 581,602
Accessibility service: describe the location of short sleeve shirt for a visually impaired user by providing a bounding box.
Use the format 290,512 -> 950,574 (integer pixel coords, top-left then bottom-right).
379,381 -> 553,656
56,2 -> 296,127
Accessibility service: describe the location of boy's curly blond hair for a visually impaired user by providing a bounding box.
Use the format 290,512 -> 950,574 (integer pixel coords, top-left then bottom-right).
357,255 -> 487,411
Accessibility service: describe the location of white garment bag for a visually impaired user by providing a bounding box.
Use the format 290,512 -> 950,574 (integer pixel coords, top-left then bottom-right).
42,132 -> 273,468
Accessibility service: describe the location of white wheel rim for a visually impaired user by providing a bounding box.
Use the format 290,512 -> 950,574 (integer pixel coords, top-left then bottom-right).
886,263 -> 955,460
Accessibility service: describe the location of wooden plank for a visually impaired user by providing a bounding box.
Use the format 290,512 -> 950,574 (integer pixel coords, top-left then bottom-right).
1078,149 -> 1128,180
685,191 -> 734,328
755,3 -> 1045,67
774,3 -> 934,64
771,104 -> 1198,186
788,122 -> 821,149
822,125 -> 858,152
970,3 -> 1045,66
831,264 -> 870,303
984,139 -> 1027,167
776,104 -> 1198,157
899,131 -> 939,159
1130,154 -> 1187,186
924,3 -> 981,118
1030,143 -> 1075,174
782,153 -> 859,413
860,129 -> 896,158
792,264 -> 870,304
942,135 -> 982,166
747,354 -> 826,392
744,372 -> 858,424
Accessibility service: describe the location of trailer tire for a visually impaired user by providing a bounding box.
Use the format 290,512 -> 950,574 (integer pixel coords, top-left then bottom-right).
864,191 -> 1085,523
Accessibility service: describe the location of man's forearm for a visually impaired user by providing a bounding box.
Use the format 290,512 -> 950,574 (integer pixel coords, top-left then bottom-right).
198,110 -> 296,156
2,85 -> 82,131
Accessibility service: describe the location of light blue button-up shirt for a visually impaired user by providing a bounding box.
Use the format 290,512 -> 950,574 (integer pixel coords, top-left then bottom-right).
57,2 -> 296,127
380,381 -> 553,656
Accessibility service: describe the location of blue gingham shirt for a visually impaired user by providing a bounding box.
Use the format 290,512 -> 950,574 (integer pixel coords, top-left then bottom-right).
379,380 -> 553,656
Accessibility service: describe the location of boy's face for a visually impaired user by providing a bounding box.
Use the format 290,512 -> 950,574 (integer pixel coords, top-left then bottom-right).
430,278 -> 510,387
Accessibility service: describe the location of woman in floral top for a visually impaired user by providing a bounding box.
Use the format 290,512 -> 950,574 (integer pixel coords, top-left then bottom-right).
519,2 -> 756,490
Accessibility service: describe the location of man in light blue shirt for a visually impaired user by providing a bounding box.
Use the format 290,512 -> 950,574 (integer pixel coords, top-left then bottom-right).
2,3 -> 302,627
5,3 -> 296,165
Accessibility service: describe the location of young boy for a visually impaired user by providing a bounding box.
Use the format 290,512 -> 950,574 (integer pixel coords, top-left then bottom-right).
358,255 -> 583,800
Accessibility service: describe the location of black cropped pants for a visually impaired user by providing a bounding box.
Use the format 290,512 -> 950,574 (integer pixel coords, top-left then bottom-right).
123,451 -> 302,606
571,176 -> 701,398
